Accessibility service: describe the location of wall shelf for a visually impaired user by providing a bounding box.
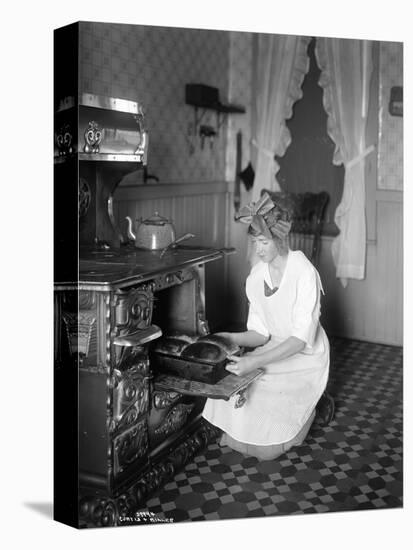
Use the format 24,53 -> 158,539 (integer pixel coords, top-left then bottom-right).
185,83 -> 245,140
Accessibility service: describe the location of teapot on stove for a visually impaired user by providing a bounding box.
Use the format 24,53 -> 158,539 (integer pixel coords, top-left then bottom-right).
125,212 -> 195,252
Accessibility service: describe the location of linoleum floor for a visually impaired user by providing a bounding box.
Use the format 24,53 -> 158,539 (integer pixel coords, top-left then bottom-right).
141,338 -> 403,522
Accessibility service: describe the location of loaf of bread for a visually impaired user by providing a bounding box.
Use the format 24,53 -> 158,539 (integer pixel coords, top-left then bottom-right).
153,336 -> 192,356
197,334 -> 240,357
153,332 -> 240,362
180,341 -> 226,364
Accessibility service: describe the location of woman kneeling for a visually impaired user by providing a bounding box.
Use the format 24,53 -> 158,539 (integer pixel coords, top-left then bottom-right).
202,193 -> 329,460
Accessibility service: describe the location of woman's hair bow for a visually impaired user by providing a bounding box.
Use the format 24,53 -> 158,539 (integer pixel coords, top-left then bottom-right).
235,192 -> 292,240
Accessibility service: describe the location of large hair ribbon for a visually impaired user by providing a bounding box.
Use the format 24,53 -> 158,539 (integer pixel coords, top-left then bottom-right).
235,192 -> 291,239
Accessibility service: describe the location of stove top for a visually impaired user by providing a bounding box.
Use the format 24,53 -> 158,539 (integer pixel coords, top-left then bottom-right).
55,245 -> 235,290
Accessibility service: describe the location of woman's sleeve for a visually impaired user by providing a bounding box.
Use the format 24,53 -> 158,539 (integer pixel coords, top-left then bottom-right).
291,267 -> 322,348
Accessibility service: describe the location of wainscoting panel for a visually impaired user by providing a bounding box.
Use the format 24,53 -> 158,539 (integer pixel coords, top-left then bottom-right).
319,193 -> 403,346
114,182 -> 229,247
113,182 -> 232,331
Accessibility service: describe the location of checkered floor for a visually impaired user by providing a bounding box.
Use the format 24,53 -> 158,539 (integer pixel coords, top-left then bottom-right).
141,338 -> 403,522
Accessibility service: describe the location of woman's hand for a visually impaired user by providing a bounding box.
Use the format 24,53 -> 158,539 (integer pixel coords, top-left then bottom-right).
225,354 -> 258,377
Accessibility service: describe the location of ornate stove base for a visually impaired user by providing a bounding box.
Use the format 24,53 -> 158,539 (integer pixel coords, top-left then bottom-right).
79,418 -> 221,528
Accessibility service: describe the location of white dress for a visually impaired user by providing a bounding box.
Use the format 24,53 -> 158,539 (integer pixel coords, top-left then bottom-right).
202,250 -> 329,446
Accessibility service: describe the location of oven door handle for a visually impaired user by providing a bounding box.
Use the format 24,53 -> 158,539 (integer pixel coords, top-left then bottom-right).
113,324 -> 162,347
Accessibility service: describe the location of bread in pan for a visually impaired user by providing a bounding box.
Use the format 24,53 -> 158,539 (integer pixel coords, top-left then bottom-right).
197,334 -> 240,357
180,341 -> 227,364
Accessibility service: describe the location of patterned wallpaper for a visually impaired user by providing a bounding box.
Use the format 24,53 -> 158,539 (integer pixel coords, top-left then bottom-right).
378,41 -> 403,191
224,31 -> 254,323
225,31 -> 253,184
78,22 -> 231,183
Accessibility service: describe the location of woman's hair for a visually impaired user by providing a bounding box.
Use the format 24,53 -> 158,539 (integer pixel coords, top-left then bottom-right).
247,202 -> 292,256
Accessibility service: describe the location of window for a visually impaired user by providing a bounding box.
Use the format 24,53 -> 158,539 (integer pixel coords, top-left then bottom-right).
275,38 -> 344,236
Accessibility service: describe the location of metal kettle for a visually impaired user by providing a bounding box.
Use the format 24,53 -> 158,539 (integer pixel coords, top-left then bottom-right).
125,212 -> 195,252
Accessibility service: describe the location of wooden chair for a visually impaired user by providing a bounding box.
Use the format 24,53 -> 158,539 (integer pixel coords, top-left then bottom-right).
261,189 -> 335,426
261,189 -> 329,268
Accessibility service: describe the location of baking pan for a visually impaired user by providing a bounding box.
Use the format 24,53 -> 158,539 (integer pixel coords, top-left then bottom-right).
151,353 -> 229,384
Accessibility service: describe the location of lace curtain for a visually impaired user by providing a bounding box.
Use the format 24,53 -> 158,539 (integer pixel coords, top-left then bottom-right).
251,34 -> 311,200
315,38 -> 374,286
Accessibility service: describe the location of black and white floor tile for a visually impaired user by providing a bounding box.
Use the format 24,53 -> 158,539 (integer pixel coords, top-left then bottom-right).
141,338 -> 403,522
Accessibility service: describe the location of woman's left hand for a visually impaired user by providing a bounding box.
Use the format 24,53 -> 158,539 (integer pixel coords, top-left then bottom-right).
225,354 -> 258,377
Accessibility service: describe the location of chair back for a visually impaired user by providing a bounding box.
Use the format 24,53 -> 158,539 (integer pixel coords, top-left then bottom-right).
261,190 -> 329,267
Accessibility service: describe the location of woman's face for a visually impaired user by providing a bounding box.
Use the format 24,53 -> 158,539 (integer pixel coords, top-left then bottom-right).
251,235 -> 279,263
